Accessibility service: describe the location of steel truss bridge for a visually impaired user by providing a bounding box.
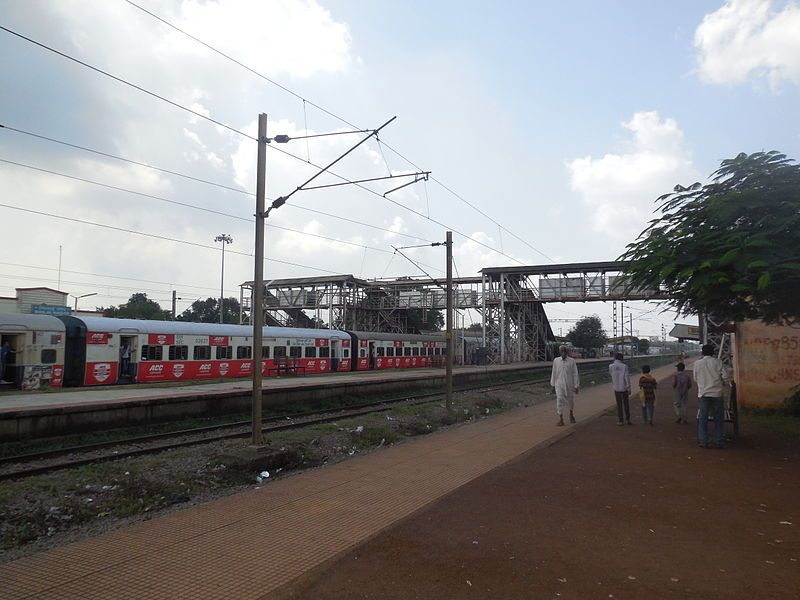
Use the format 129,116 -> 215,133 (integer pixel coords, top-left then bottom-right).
239,261 -> 669,364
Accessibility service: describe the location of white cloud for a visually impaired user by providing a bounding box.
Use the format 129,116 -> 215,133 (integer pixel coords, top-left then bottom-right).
694,0 -> 800,88
567,111 -> 699,241
163,0 -> 353,78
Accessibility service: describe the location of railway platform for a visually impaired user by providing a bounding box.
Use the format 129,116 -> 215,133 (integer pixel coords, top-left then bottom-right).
0,363 -> 678,599
0,359 -> 628,441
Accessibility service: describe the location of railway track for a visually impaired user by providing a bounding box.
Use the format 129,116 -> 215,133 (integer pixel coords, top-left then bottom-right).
0,368 -> 611,482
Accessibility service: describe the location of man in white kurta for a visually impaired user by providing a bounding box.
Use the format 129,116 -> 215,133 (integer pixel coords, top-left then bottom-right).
551,345 -> 580,426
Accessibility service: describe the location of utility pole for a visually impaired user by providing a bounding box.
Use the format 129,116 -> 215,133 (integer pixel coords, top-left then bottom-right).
620,304 -> 625,356
251,113 -> 267,446
214,234 -> 233,324
629,314 -> 633,353
445,230 -> 453,410
612,301 -> 618,354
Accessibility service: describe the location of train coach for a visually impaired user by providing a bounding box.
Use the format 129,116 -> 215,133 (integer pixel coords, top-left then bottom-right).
0,313 -> 447,390
348,331 -> 446,370
0,313 -> 65,390
58,316 -> 353,386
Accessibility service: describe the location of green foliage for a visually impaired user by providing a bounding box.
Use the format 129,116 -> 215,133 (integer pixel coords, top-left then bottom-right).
102,293 -> 170,320
621,151 -> 800,324
406,308 -> 444,333
178,297 -> 241,324
566,315 -> 608,350
636,338 -> 650,354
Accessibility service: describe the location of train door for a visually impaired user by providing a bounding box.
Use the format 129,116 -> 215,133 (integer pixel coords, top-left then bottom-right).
331,339 -> 340,372
0,333 -> 22,385
118,335 -> 137,383
368,341 -> 376,370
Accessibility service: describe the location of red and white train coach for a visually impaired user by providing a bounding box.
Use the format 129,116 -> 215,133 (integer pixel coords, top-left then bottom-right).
59,316 -> 352,386
348,331 -> 446,371
0,313 -> 65,390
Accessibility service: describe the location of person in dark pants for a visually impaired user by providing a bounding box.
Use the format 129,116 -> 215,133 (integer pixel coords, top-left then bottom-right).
693,344 -> 727,448
609,352 -> 632,425
638,365 -> 658,425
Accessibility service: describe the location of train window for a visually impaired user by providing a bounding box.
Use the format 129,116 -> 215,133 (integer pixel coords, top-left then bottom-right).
359,349 -> 366,358
193,346 -> 211,360
262,346 -> 271,358
41,349 -> 57,364
274,346 -> 286,359
319,346 -> 330,358
386,347 -> 394,357
404,347 -> 412,357
215,346 -> 233,360
237,346 -> 252,359
289,346 -> 302,358
412,347 -> 420,356
343,348 -> 349,358
141,345 -> 163,361
304,346 -> 316,358
376,347 -> 385,357
168,345 -> 188,361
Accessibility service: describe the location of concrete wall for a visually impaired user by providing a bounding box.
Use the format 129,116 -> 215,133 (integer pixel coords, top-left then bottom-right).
734,320 -> 800,408
16,289 -> 68,314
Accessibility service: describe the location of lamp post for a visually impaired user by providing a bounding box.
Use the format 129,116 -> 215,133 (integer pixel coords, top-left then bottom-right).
214,234 -> 233,324
70,292 -> 97,311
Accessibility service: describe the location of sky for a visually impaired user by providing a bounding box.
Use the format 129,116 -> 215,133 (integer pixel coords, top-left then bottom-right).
1,0 -> 798,339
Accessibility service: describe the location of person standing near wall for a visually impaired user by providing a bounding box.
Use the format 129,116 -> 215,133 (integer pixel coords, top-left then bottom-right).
694,344 -> 727,449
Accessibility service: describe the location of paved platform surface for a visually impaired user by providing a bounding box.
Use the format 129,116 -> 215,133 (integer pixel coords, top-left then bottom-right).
0,362 -> 550,414
0,361 -> 675,599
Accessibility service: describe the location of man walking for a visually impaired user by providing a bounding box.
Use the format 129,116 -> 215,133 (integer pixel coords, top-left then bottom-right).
609,352 -> 632,425
693,344 -> 727,448
551,345 -> 580,426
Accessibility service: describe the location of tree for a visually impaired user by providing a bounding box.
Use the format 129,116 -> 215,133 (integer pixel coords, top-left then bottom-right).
178,297 -> 241,324
102,293 -> 170,320
621,151 -> 800,325
636,338 -> 650,354
406,309 -> 444,333
566,315 -> 607,350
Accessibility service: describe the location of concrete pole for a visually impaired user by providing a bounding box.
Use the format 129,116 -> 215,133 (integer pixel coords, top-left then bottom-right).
445,231 -> 453,410
251,113 -> 267,446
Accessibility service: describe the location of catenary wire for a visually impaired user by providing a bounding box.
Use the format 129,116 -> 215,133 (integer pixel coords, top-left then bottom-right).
0,203 -> 340,274
0,122 -> 438,244
0,23 -> 524,265
0,157 -> 447,271
122,1 -> 553,262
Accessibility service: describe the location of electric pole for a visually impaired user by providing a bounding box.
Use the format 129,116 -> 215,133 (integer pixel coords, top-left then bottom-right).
445,230 -> 453,410
171,290 -> 181,320
251,114 -> 267,446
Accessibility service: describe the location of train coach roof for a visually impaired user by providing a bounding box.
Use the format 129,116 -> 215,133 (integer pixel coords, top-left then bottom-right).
65,317 -> 350,339
347,330 -> 445,342
0,313 -> 66,332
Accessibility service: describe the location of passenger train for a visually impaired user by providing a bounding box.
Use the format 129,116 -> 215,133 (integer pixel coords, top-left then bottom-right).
0,314 -> 447,390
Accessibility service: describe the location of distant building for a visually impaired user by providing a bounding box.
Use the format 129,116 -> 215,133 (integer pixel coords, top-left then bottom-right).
0,287 -> 101,317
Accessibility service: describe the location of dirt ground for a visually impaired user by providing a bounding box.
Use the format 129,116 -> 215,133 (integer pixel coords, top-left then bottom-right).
278,383 -> 800,599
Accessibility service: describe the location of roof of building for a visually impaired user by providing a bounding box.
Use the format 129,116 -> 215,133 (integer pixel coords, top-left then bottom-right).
15,287 -> 69,295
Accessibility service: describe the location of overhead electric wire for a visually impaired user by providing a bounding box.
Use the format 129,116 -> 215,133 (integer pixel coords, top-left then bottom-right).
0,124 -> 252,196
122,1 -> 552,262
0,261 -> 237,295
0,203 -> 340,274
0,25 -> 254,141
0,157 -> 450,269
1,21 -> 524,266
0,123 -> 438,244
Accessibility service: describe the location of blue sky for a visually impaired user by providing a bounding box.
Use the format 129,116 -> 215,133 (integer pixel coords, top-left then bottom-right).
1,0 -> 798,337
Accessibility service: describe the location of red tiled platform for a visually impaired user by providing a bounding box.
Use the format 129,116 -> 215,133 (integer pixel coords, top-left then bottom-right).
0,363 -> 676,599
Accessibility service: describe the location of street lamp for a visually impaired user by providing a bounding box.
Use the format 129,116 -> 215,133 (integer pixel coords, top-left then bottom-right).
70,292 -> 97,311
214,234 -> 233,324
